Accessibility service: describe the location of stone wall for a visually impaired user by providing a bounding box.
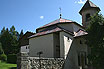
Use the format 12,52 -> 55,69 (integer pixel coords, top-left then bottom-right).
17,53 -> 64,69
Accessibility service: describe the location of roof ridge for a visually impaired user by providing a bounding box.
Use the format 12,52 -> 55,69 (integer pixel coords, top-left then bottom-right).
37,18 -> 74,30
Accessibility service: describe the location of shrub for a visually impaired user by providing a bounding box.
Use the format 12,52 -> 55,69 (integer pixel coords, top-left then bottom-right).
7,54 -> 17,64
0,54 -> 7,61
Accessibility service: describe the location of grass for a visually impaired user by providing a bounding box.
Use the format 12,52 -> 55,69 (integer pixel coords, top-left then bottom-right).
0,61 -> 17,69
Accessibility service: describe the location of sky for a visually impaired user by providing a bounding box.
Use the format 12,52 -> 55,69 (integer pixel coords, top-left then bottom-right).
0,0 -> 104,33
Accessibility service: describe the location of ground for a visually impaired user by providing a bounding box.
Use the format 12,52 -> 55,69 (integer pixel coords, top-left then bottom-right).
0,61 -> 17,69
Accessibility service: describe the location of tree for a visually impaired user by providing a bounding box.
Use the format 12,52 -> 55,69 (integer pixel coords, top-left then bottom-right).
9,26 -> 19,54
0,28 -> 12,55
0,26 -> 20,55
0,27 -> 6,35
0,42 -> 4,55
19,29 -> 24,39
85,13 -> 104,69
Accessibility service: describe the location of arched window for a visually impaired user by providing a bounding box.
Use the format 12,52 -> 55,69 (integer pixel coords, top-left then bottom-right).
86,13 -> 90,22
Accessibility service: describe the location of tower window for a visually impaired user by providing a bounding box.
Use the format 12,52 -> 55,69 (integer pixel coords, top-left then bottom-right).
86,13 -> 90,22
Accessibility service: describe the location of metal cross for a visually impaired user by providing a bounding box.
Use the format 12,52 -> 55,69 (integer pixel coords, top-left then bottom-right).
59,7 -> 62,18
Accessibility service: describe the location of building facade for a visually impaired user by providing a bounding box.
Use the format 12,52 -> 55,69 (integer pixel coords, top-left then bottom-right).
19,0 -> 100,69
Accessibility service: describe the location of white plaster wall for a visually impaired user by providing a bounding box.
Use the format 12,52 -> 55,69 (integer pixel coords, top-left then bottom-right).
64,38 -> 88,69
60,31 -> 73,58
64,36 -> 73,59
29,34 -> 54,58
21,45 -> 29,53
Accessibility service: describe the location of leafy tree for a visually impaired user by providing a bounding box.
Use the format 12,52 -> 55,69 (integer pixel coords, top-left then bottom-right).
85,13 -> 104,69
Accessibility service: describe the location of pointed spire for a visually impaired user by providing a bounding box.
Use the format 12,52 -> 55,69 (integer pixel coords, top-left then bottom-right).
59,7 -> 62,19
79,0 -> 100,15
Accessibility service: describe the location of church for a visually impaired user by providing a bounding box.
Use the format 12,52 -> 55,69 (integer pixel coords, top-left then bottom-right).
19,0 -> 101,69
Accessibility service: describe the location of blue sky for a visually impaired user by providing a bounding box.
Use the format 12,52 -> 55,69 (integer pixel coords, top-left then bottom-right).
0,0 -> 104,33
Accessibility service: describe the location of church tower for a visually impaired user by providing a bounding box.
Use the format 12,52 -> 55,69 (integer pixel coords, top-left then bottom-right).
79,0 -> 100,28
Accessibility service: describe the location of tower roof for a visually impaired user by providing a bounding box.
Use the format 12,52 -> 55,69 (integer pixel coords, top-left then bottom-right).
79,0 -> 100,15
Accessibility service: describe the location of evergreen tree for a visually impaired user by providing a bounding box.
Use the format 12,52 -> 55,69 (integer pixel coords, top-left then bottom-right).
19,29 -> 24,39
0,42 -> 4,55
10,26 -> 19,54
0,28 -> 12,55
1,27 -> 6,35
0,26 -> 20,54
86,13 -> 104,69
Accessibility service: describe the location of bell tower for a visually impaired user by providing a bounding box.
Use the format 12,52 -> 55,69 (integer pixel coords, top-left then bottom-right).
79,0 -> 100,28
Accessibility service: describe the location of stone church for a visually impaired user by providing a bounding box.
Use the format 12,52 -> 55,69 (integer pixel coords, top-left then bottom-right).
18,0 -> 101,69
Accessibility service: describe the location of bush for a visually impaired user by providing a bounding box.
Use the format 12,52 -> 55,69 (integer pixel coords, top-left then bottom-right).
0,54 -> 7,62
7,54 -> 17,64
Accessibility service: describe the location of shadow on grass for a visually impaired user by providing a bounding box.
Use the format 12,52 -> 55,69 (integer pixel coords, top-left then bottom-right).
10,67 -> 17,69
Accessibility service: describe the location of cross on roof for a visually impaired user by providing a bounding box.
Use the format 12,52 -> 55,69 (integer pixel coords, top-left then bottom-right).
59,7 -> 62,19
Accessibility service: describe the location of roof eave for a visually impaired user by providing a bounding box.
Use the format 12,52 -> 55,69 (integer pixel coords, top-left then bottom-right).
29,29 -> 74,39
74,33 -> 88,38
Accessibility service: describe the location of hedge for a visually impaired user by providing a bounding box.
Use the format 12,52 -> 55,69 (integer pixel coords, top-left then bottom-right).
7,54 -> 17,64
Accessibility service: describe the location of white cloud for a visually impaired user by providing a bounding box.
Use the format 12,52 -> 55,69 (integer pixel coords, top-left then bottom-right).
75,0 -> 87,4
40,16 -> 44,19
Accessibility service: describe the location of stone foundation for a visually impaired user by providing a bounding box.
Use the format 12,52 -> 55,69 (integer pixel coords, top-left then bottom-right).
17,53 -> 64,69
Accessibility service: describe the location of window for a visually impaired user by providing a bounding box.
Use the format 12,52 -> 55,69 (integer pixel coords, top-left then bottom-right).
67,37 -> 70,42
26,46 -> 28,49
78,52 -> 87,68
86,13 -> 90,22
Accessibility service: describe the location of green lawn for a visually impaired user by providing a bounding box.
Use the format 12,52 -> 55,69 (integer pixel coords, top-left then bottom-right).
0,61 -> 17,69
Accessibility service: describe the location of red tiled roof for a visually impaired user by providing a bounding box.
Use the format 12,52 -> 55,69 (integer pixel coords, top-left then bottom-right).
29,26 -> 74,38
79,0 -> 100,15
29,27 -> 62,38
37,18 -> 74,29
74,29 -> 88,37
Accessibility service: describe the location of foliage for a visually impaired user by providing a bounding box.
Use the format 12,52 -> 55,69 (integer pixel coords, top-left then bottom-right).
19,29 -> 24,39
0,26 -> 22,55
0,28 -> 12,55
7,54 -> 17,64
85,13 -> 104,69
0,42 -> 4,55
0,54 -> 7,62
